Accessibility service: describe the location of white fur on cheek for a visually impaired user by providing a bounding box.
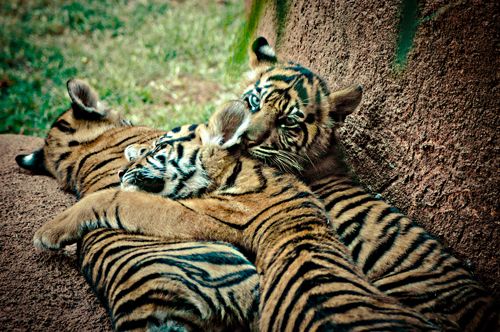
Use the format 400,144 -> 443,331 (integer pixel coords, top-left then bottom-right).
124,145 -> 137,161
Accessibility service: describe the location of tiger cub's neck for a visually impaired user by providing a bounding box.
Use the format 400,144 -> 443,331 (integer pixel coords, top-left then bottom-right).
301,144 -> 350,183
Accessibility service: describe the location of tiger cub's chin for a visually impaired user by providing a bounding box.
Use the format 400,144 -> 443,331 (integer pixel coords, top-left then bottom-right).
120,182 -> 139,192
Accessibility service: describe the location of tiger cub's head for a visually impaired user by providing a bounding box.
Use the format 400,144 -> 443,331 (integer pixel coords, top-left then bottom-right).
120,102 -> 250,199
16,79 -> 130,177
241,37 -> 363,173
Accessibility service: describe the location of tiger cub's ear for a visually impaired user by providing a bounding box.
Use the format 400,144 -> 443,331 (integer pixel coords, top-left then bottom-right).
15,148 -> 47,173
249,37 -> 278,70
67,79 -> 107,120
202,101 -> 250,149
329,84 -> 363,122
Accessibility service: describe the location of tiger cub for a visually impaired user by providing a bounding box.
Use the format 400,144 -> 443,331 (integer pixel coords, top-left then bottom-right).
33,102 -> 439,331
17,79 -> 259,331
241,37 -> 497,331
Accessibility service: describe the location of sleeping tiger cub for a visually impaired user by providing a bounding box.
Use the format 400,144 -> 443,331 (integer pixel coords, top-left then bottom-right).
239,37 -> 497,330
33,101 -> 439,331
17,79 -> 259,331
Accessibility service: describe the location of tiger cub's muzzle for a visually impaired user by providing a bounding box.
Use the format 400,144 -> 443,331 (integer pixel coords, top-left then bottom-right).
120,166 -> 165,193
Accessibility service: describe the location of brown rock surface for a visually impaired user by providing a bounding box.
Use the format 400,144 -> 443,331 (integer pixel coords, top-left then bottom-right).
0,134 -> 111,331
255,0 -> 499,295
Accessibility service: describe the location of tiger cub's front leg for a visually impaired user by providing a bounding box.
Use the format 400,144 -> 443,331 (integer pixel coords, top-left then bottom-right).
33,188 -> 227,250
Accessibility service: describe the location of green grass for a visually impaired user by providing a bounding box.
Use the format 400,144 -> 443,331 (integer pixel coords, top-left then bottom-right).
0,0 -> 247,136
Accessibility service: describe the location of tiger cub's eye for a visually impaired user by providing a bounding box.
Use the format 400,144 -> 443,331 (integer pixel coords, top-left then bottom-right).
246,93 -> 261,113
281,116 -> 298,127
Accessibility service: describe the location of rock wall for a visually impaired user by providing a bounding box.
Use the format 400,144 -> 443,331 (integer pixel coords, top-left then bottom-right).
254,0 -> 499,295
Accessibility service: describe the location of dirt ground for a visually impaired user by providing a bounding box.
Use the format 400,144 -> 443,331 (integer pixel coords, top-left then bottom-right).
0,134 -> 111,331
255,0 -> 499,296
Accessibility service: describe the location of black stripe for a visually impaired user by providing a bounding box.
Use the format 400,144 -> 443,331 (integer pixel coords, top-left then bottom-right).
114,205 -> 124,229
299,121 -> 309,147
294,78 -> 309,106
334,195 -> 374,219
351,240 -> 363,262
176,143 -> 184,160
83,168 -> 118,192
262,237 -> 375,306
362,221 -> 400,274
376,231 -> 433,278
65,165 -> 74,192
83,155 -> 122,179
221,160 -> 242,190
310,177 -> 351,192
385,242 -> 439,279
244,191 -> 312,229
170,169 -> 196,199
264,260 -> 329,326
268,74 -> 296,83
324,190 -> 364,212
377,265 -> 466,294
75,135 -> 138,176
252,206 -> 323,247
227,291 -> 246,322
103,243 -> 211,296
112,257 -> 218,313
53,120 -> 76,133
270,183 -> 294,197
302,302 -> 430,332
290,290 -> 373,332
189,147 -> 199,165
97,243 -> 206,294
93,208 -> 110,228
457,296 -> 495,330
94,181 -> 121,192
114,287 -> 203,320
256,215 -> 324,251
55,151 -> 71,170
336,206 -> 371,237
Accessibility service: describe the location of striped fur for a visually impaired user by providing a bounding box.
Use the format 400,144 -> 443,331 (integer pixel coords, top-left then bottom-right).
308,175 -> 497,331
79,229 -> 258,332
18,79 -> 259,331
242,37 -> 497,330
35,102 -> 439,331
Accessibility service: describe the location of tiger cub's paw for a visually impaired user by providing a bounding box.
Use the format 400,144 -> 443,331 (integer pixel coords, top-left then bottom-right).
33,209 -> 83,250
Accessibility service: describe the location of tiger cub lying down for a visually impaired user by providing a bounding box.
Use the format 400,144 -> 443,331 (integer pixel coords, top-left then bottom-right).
34,102 -> 439,331
237,37 -> 497,331
17,79 -> 259,332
